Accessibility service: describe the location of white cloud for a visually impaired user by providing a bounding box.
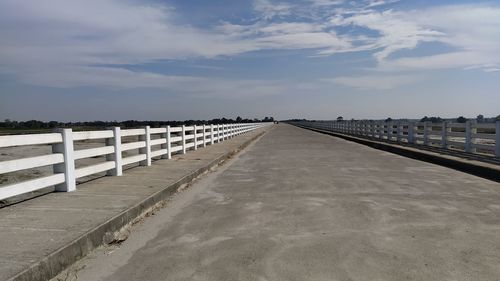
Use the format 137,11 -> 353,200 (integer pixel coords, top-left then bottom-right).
308,0 -> 345,6
253,0 -> 293,19
21,65 -> 289,98
331,9 -> 445,61
1,0 -> 499,93
0,0 -> 356,89
327,74 -> 422,90
380,51 -> 498,71
364,0 -> 400,8
397,5 -> 500,71
333,4 -> 500,71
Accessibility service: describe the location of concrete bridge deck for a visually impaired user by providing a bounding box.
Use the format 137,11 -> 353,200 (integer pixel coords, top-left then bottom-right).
58,124 -> 500,281
0,127 -> 268,281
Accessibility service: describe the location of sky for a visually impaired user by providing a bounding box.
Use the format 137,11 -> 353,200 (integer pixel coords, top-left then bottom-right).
0,0 -> 499,121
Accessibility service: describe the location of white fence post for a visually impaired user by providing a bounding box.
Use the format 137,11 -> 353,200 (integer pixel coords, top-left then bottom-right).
106,127 -> 122,176
495,121 -> 500,158
387,122 -> 391,140
408,122 -> 415,144
465,121 -> 472,153
139,126 -> 151,166
396,122 -> 401,142
52,128 -> 76,192
423,122 -> 429,145
210,124 -> 215,145
182,125 -> 186,154
194,125 -> 198,151
162,125 -> 172,159
217,124 -> 221,142
203,124 -> 207,147
441,122 -> 448,149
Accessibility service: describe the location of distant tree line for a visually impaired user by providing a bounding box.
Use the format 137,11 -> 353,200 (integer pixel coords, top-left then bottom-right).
420,114 -> 500,123
0,116 -> 275,130
285,114 -> 500,123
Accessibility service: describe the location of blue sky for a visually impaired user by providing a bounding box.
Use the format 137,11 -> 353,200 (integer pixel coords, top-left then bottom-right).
0,0 -> 499,121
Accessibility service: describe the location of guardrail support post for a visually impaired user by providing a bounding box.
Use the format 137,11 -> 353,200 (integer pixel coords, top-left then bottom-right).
203,124 -> 207,147
162,125 -> 172,159
194,125 -> 198,151
423,122 -> 429,145
408,122 -> 415,144
210,124 -> 215,145
465,121 -> 472,153
52,128 -> 76,192
182,125 -> 186,154
386,122 -> 391,140
139,126 -> 151,166
106,127 -> 122,176
396,122 -> 401,142
495,121 -> 500,158
441,122 -> 449,149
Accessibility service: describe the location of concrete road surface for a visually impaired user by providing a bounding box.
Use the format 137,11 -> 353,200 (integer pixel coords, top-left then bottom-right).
67,124 -> 500,281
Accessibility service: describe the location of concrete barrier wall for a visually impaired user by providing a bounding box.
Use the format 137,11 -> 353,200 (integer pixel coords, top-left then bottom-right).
0,123 -> 272,201
290,120 -> 500,159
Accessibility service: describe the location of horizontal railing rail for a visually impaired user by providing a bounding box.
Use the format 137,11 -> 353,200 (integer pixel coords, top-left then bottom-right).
289,120 -> 500,159
0,123 -> 271,201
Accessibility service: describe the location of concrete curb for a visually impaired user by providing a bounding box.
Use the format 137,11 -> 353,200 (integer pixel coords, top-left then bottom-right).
8,130 -> 268,281
295,125 -> 500,183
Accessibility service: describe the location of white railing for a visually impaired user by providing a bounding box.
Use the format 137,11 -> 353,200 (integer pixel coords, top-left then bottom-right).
290,120 -> 500,158
0,123 -> 271,200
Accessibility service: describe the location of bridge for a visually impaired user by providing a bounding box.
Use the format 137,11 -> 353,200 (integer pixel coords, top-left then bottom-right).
1,123 -> 500,280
